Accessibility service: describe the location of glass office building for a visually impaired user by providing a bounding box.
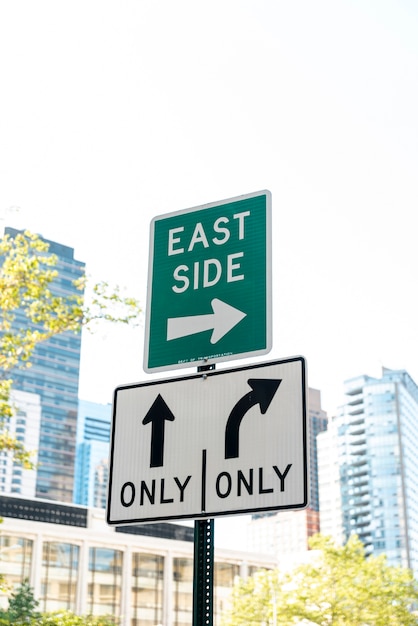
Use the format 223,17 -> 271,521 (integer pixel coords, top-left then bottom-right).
4,227 -> 85,503
74,400 -> 112,508
318,367 -> 418,577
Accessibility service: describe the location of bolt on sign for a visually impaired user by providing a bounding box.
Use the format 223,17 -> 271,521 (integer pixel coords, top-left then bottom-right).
143,190 -> 272,373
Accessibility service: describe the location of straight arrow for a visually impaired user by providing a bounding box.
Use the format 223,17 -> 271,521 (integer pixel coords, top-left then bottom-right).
142,394 -> 175,467
225,379 -> 282,459
167,298 -> 246,344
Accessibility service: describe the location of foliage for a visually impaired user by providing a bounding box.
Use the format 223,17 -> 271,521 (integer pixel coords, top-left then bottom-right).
4,579 -> 40,624
224,568 -> 283,625
0,378 -> 31,467
222,534 -> 418,626
0,583 -> 117,625
0,229 -> 141,464
38,611 -> 117,626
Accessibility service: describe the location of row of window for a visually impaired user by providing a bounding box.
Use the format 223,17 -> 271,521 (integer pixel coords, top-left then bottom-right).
0,534 -> 258,625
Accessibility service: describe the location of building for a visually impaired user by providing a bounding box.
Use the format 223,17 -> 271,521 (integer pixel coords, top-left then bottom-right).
308,388 -> 328,512
74,399 -> 112,508
318,367 -> 418,577
4,227 -> 85,503
0,389 -> 41,498
247,388 -> 328,558
316,414 -> 344,545
0,494 -> 275,626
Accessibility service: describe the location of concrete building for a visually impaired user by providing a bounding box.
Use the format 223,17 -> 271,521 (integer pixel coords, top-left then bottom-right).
318,367 -> 418,577
0,494 -> 275,626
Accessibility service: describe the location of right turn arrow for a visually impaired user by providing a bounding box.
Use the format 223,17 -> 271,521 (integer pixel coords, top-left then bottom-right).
225,379 -> 282,459
167,298 -> 246,344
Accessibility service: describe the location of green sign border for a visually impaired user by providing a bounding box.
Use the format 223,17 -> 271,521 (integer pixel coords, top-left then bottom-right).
144,190 -> 272,372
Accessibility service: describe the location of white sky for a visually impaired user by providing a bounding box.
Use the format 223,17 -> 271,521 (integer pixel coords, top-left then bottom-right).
1,1 -> 418,548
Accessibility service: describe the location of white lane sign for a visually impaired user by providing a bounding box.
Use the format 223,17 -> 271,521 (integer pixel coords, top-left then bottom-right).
107,357 -> 307,525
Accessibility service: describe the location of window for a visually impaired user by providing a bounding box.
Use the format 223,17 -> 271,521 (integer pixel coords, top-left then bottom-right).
173,557 -> 193,625
0,535 -> 33,604
40,542 -> 79,612
131,553 -> 164,625
88,547 -> 122,619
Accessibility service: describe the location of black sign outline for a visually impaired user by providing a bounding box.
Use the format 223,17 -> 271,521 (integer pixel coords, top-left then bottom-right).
107,356 -> 307,526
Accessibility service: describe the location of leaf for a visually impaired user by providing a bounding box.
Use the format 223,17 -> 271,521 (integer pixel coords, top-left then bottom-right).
221,534 -> 418,626
0,229 -> 141,466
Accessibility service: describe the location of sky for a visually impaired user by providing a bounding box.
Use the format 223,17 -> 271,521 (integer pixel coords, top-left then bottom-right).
1,0 -> 418,548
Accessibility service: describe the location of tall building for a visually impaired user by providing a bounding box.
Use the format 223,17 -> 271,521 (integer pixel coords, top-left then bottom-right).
248,388 -> 328,559
0,389 -> 41,498
317,415 -> 344,545
318,367 -> 418,577
74,399 -> 111,508
308,388 -> 328,511
4,227 -> 85,502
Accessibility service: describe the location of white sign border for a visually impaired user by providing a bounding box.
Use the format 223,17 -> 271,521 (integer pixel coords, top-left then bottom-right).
107,356 -> 308,526
143,189 -> 272,373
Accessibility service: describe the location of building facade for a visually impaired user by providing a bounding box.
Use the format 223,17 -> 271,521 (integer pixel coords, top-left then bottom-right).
0,495 -> 275,626
4,227 -> 85,503
0,389 -> 41,498
74,399 -> 112,508
247,388 -> 327,558
318,367 -> 418,577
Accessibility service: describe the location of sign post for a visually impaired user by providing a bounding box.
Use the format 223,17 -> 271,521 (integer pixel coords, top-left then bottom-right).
107,357 -> 307,624
194,363 -> 216,626
141,190 -> 272,622
144,190 -> 272,372
193,517 -> 214,625
108,191 -> 308,624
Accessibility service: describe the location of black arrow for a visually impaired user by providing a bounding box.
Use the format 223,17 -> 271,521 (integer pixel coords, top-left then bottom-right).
142,394 -> 176,467
225,379 -> 282,459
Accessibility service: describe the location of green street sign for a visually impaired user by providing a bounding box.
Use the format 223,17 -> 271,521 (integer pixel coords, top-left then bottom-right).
144,190 -> 272,373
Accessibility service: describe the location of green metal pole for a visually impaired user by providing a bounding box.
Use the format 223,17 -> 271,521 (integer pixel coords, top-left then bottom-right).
193,517 -> 214,626
193,364 -> 215,625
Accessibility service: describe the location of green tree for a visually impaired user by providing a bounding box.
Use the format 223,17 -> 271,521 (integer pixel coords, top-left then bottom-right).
222,534 -> 418,626
39,611 -> 117,626
223,568 -> 283,626
0,581 -> 120,625
5,579 -> 40,624
0,229 -> 141,465
0,581 -> 117,625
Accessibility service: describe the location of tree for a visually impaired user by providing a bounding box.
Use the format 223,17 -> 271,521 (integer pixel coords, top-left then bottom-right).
223,568 -> 283,626
222,534 -> 418,626
0,581 -> 117,625
0,229 -> 141,465
38,611 -> 117,625
6,579 -> 40,624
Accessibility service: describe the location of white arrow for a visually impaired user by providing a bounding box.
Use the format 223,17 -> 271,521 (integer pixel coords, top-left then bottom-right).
167,298 -> 247,344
